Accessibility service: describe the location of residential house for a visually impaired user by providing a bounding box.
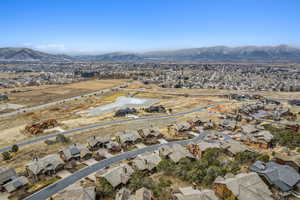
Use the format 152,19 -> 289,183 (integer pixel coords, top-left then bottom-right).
187,141 -> 221,159
240,125 -> 274,149
188,117 -> 211,128
219,140 -> 249,156
172,187 -> 219,200
0,168 -> 28,193
106,141 -> 122,152
250,161 -> 300,193
138,127 -> 162,139
96,164 -> 134,188
87,135 -> 111,151
274,152 -> 300,173
116,130 -> 141,146
54,185 -> 96,200
214,172 -> 274,200
218,119 -> 236,131
159,143 -> 195,163
115,188 -> 132,200
0,168 -> 17,185
60,143 -> 92,161
131,152 -> 161,171
115,187 -> 154,200
26,154 -> 64,182
134,187 -> 154,200
94,148 -> 113,161
3,176 -> 29,193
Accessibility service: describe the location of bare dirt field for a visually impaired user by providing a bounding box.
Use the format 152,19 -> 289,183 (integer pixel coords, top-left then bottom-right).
1,79 -> 130,106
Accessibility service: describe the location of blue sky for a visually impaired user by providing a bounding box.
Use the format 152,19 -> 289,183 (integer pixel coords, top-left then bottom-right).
1,0 -> 300,54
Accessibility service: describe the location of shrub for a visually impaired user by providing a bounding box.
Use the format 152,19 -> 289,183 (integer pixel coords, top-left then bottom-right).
11,144 -> 19,153
2,151 -> 12,160
96,178 -> 114,198
235,151 -> 259,164
257,154 -> 270,162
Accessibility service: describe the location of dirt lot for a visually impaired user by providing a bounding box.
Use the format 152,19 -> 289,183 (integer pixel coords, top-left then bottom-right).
1,79 -> 130,106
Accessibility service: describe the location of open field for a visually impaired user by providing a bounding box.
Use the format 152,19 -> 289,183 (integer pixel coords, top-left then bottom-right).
0,87 -> 228,146
0,79 -> 130,106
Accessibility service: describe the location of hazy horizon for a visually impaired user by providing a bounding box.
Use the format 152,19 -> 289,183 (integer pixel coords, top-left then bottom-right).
1,0 -> 300,54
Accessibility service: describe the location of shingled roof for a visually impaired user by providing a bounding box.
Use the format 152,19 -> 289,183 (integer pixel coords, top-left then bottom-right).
173,187 -> 219,200
116,130 -> 141,144
132,152 -> 161,171
26,154 -> 64,175
159,143 -> 195,163
96,164 -> 134,188
0,168 -> 17,185
214,172 -> 273,200
3,176 -> 29,193
250,161 -> 300,192
54,185 -> 96,200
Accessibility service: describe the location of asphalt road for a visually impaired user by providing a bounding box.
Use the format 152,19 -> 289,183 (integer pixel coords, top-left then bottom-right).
0,103 -> 223,153
24,131 -> 227,200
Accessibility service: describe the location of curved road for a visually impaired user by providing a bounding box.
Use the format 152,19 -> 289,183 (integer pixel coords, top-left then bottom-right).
24,131 -> 228,200
0,103 -> 227,153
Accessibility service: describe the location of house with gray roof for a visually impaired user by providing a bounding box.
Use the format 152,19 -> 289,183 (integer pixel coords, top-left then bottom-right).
87,135 -> 111,151
0,168 -> 28,193
173,187 -> 219,200
138,127 -> 162,138
115,188 -> 132,200
116,130 -> 141,145
106,141 -> 122,152
60,143 -> 92,161
0,168 -> 17,185
214,172 -> 274,200
219,119 -> 236,131
131,152 -> 161,171
187,141 -> 221,159
159,143 -> 195,163
250,161 -> 300,193
115,187 -> 154,200
220,139 -> 249,156
94,148 -> 113,161
240,125 -> 274,148
54,185 -> 96,200
3,176 -> 29,193
274,152 -> 300,172
96,164 -> 134,188
26,154 -> 64,181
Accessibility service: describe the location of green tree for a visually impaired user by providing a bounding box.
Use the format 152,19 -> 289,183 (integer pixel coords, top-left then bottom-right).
96,178 -> 114,198
11,144 -> 19,153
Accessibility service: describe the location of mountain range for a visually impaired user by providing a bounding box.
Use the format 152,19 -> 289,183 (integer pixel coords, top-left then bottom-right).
1,45 -> 300,62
